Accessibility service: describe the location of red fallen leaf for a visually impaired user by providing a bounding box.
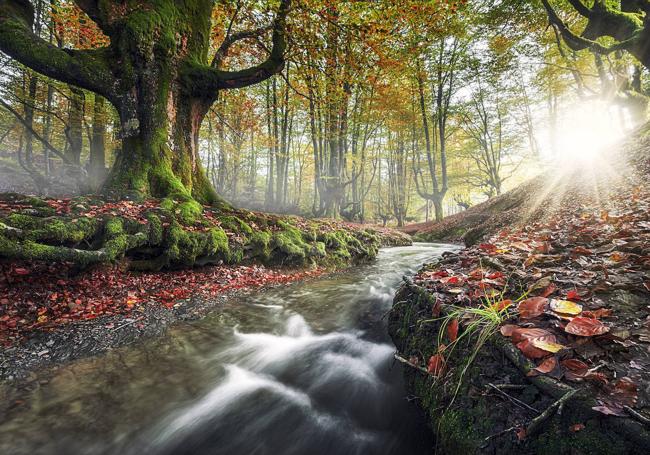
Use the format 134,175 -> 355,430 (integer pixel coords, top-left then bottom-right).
13,268 -> 30,275
440,276 -> 462,285
468,269 -> 484,280
517,297 -> 549,319
511,327 -> 556,344
584,371 -> 609,386
539,283 -> 557,298
565,317 -> 610,337
479,243 -> 497,253
517,340 -> 554,359
610,377 -> 638,407
486,271 -> 504,280
527,356 -> 557,376
533,242 -> 551,254
581,308 -> 613,319
427,353 -> 445,377
490,299 -> 512,312
499,324 -> 519,337
570,423 -> 585,432
447,319 -> 459,342
561,359 -> 589,376
572,246 -> 593,256
566,290 -> 582,301
432,300 -> 441,317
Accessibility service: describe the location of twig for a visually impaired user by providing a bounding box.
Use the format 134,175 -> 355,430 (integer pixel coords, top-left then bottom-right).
625,406 -> 650,427
526,389 -> 578,437
490,384 -> 527,390
487,382 -> 540,413
111,318 -> 140,331
394,353 -> 429,375
482,388 -> 578,446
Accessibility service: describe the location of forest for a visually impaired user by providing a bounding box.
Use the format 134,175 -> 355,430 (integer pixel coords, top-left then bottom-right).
0,1 -> 649,454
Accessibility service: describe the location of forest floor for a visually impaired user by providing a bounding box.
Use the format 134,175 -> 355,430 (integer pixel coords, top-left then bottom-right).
389,128 -> 650,452
0,194 -> 410,382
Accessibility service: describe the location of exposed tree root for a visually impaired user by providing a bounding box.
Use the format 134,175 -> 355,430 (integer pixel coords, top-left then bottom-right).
0,193 -> 411,271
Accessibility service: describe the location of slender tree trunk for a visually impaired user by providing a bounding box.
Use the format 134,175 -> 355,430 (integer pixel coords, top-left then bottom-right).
88,93 -> 107,185
66,86 -> 84,166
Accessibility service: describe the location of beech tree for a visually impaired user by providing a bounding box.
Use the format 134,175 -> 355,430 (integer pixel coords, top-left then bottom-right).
541,0 -> 650,70
0,0 -> 291,204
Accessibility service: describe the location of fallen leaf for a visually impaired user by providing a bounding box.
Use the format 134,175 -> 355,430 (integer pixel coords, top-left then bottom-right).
517,297 -> 549,319
447,319 -> 459,342
427,353 -> 445,377
527,356 -> 557,376
499,324 -> 518,337
13,268 -> 30,275
549,299 -> 583,316
566,289 -> 582,301
565,317 -> 610,337
530,339 -> 565,353
570,423 -> 585,432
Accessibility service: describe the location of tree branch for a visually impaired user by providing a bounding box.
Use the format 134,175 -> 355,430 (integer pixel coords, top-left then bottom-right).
0,0 -> 116,99
182,0 -> 291,97
211,26 -> 271,69
566,0 -> 592,17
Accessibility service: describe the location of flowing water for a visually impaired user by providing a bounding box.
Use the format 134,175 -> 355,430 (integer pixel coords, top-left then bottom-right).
0,243 -> 457,455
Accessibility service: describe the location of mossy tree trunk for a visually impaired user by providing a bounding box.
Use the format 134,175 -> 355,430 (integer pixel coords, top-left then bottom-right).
0,0 -> 291,204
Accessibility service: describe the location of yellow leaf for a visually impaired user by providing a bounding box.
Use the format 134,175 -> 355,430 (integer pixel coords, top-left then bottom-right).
531,339 -> 565,353
549,299 -> 582,316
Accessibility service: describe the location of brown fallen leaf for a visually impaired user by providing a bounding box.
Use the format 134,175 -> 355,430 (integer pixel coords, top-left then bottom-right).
527,356 -> 557,376
500,324 -> 518,337
427,353 -> 445,377
517,297 -> 549,319
565,317 -> 610,337
447,319 -> 459,343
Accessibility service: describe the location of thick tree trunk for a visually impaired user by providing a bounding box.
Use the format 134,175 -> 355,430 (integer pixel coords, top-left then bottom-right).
103,85 -> 219,204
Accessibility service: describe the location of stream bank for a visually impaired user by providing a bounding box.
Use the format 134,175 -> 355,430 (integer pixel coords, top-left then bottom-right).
0,244 -> 452,455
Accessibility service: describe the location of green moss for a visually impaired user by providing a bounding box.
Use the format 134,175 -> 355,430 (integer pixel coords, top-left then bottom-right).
271,222 -> 310,263
146,212 -> 163,244
4,213 -> 98,244
249,230 -> 272,261
206,227 -> 230,258
219,215 -> 253,237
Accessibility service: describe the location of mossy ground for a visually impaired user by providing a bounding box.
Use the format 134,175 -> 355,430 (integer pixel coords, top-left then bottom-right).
0,193 -> 410,272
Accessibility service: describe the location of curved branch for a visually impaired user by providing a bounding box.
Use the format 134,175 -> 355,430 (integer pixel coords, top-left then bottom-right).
566,0 -> 592,17
216,0 -> 291,89
211,25 -> 271,70
74,0 -> 111,34
0,0 -> 116,99
183,0 -> 291,96
541,0 -> 619,54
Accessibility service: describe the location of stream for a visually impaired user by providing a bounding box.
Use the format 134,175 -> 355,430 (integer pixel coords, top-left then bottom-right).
0,243 -> 457,455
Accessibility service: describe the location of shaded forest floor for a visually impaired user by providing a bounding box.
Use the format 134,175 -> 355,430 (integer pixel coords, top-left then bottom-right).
389,129 -> 650,452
